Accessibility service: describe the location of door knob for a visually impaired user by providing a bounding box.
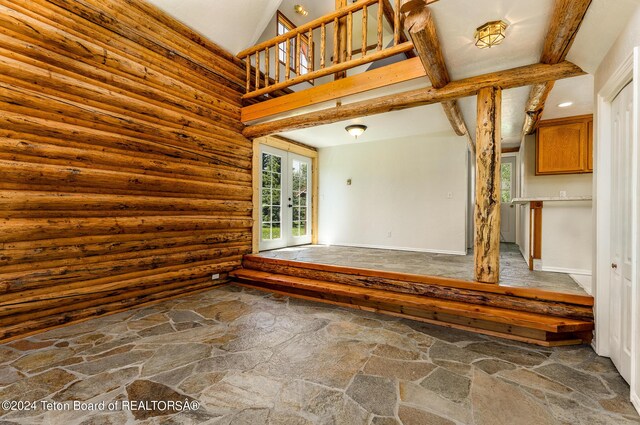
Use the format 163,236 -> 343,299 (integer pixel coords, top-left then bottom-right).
611,263 -> 618,269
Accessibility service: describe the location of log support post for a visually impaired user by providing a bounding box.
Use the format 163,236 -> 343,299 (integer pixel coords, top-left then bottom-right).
474,87 -> 502,283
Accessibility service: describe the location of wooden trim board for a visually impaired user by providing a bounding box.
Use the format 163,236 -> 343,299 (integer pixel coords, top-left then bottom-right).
241,57 -> 427,122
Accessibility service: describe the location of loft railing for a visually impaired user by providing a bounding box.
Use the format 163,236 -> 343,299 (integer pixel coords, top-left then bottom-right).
237,0 -> 412,100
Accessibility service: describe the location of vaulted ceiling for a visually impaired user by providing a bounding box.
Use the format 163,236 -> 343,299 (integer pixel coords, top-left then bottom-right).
148,0 -> 638,148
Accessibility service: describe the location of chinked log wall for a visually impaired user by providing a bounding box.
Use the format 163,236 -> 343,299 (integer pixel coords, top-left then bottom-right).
0,0 -> 252,342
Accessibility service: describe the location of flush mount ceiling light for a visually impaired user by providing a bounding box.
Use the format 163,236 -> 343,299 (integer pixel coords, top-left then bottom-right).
345,124 -> 367,139
474,20 -> 508,49
557,101 -> 574,108
294,4 -> 308,16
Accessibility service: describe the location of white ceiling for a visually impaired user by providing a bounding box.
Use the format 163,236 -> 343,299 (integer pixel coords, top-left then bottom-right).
146,0 -> 283,54
148,0 -> 637,149
542,74 -> 594,120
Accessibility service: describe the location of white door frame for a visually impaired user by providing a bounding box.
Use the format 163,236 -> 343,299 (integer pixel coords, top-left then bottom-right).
632,46 -> 640,413
594,47 -> 639,412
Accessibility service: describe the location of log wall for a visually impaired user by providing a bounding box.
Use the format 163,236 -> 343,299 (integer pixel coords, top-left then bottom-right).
0,0 -> 252,341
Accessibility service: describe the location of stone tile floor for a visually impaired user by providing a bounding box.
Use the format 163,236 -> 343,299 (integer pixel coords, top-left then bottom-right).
0,285 -> 636,425
257,243 -> 588,295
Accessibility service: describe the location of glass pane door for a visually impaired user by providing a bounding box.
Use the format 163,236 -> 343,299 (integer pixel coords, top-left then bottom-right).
288,154 -> 312,246
260,147 -> 285,251
259,146 -> 313,251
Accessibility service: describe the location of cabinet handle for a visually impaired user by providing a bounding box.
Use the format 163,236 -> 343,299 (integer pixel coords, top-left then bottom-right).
611,263 -> 618,269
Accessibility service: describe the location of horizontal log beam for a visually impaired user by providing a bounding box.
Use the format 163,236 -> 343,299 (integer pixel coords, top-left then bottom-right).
243,61 -> 585,138
241,57 -> 426,122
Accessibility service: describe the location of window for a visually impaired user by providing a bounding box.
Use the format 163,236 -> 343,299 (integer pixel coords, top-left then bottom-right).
277,12 -> 313,79
501,162 -> 512,202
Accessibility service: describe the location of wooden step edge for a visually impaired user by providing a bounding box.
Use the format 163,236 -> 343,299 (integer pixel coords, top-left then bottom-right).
242,255 -> 594,307
233,281 -> 587,347
241,260 -> 594,321
230,270 -> 594,333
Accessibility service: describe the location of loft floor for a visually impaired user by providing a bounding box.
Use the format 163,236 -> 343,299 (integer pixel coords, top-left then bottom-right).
256,243 -> 588,295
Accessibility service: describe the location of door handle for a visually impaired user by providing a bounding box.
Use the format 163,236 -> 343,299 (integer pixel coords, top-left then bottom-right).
611,263 -> 618,269
288,204 -> 293,208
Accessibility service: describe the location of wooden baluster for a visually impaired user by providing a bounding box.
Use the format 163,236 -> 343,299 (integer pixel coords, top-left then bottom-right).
296,33 -> 301,76
308,28 -> 314,72
275,42 -> 280,83
362,6 -> 368,57
264,47 -> 270,88
321,23 -> 326,69
245,56 -> 250,93
347,11 -> 353,61
394,0 -> 400,46
377,0 -> 383,51
285,36 -> 291,80
333,17 -> 339,65
255,52 -> 260,90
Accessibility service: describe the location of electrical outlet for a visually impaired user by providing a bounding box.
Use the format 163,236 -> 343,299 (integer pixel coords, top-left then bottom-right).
559,190 -> 567,198
447,192 -> 453,199
211,274 -> 220,280
387,231 -> 392,238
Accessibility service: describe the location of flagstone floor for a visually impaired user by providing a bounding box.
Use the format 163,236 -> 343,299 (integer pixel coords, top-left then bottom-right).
0,285 -> 637,425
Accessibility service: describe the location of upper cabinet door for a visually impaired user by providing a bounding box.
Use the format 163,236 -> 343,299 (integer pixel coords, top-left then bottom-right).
535,115 -> 593,175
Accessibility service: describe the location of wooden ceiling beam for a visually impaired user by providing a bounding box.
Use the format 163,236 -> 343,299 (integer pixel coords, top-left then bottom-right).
243,61 -> 584,138
522,0 -> 591,135
402,0 -> 474,151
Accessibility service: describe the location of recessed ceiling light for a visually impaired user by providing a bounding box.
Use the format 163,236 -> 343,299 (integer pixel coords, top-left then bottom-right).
557,101 -> 573,108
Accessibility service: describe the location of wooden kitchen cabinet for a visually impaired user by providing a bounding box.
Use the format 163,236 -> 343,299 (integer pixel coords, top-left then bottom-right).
536,114 -> 593,175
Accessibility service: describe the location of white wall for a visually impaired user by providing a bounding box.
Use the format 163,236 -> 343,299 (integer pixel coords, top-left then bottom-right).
318,135 -> 468,254
593,5 -> 640,408
517,134 -> 593,279
595,6 -> 640,93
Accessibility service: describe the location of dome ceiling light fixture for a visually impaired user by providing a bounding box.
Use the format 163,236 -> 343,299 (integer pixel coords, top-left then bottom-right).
474,20 -> 509,49
557,101 -> 574,108
345,124 -> 367,139
294,4 -> 309,16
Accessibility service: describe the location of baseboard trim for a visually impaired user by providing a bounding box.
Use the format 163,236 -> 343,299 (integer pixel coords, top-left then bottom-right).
541,266 -> 592,275
632,392 -> 640,416
319,242 -> 467,256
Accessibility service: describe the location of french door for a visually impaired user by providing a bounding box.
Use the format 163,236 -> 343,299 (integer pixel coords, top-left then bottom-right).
610,81 -> 633,383
260,145 -> 312,251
